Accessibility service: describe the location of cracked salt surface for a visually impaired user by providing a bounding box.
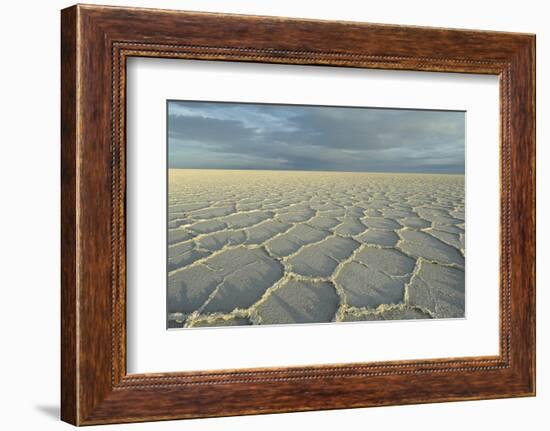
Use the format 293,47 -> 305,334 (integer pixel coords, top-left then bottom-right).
167,169 -> 465,328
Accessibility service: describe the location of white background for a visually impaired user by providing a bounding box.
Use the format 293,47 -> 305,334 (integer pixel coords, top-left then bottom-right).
0,0 -> 547,430
127,59 -> 499,373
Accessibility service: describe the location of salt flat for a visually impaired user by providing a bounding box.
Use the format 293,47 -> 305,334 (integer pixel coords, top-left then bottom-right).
167,169 -> 465,328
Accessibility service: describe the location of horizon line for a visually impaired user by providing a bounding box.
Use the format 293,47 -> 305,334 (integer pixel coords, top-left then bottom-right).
167,167 -> 465,175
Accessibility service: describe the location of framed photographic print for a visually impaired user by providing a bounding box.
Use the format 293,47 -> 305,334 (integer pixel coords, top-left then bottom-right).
61,4 -> 536,425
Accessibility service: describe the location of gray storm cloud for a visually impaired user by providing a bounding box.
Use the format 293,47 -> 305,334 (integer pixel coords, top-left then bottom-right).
168,101 -> 465,174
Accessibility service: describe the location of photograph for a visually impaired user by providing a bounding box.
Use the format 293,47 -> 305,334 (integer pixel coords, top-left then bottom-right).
166,101 -> 466,328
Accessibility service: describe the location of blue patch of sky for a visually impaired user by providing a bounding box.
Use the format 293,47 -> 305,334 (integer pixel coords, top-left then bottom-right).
167,100 -> 465,174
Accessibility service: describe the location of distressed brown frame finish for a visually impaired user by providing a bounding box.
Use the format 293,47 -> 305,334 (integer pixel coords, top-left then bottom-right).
61,4 -> 535,426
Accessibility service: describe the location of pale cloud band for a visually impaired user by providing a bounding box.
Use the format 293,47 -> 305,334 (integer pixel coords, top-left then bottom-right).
168,100 -> 465,174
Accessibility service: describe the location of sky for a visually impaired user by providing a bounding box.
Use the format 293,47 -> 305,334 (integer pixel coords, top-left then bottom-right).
167,100 -> 465,174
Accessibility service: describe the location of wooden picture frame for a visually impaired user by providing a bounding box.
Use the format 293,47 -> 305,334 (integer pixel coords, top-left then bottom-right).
61,4 -> 535,425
